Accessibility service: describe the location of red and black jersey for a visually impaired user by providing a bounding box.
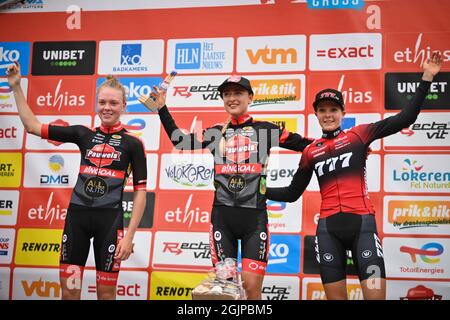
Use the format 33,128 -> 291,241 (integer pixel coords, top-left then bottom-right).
267,80 -> 432,218
158,106 -> 313,209
41,122 -> 147,208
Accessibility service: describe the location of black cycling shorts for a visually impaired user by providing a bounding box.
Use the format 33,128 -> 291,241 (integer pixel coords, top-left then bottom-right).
60,204 -> 123,276
315,212 -> 386,284
209,205 -> 269,275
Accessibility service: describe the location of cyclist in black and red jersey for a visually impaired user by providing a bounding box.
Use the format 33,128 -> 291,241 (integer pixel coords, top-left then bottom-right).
266,52 -> 443,300
142,75 -> 313,299
7,62 -> 147,300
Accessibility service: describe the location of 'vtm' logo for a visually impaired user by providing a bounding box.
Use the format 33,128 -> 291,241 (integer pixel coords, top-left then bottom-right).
247,47 -> 298,65
85,144 -> 121,167
400,242 -> 444,263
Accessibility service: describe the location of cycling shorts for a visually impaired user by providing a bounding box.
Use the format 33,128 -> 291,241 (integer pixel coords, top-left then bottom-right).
315,212 -> 386,284
209,205 -> 269,275
59,204 -> 124,286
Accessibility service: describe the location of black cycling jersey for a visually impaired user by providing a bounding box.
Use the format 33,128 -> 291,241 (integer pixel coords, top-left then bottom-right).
158,106 -> 313,209
266,80 -> 432,218
41,122 -> 147,208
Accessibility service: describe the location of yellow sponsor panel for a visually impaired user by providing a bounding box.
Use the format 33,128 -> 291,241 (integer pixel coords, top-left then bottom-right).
253,117 -> 298,133
15,228 -> 63,266
150,271 -> 208,300
251,79 -> 301,103
306,281 -> 362,300
388,200 -> 450,224
0,153 -> 22,187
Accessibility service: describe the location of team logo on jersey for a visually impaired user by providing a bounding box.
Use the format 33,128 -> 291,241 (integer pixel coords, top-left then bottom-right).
84,176 -> 108,198
85,144 -> 122,167
225,134 -> 258,163
227,175 -> 246,192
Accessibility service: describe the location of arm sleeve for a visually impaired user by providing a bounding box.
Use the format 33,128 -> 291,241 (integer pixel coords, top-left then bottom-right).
265,120 -> 313,152
278,127 -> 314,152
158,105 -> 214,150
129,137 -> 147,191
265,152 -> 313,202
42,124 -> 85,144
356,80 -> 431,145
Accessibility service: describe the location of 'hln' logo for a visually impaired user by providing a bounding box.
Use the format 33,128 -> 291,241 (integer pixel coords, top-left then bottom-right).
175,43 -> 201,69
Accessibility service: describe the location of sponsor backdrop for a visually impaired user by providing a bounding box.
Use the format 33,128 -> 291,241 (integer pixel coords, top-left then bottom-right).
0,0 -> 449,300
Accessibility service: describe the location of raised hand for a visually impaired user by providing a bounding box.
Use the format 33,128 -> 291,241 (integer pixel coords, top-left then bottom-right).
138,86 -> 167,112
6,61 -> 21,88
422,51 -> 443,80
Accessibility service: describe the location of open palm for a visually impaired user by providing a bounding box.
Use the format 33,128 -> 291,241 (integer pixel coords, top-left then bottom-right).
423,51 -> 443,76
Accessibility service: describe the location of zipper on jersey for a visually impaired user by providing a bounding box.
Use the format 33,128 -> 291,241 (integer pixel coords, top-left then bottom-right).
327,139 -> 343,213
90,128 -> 111,204
234,127 -> 239,206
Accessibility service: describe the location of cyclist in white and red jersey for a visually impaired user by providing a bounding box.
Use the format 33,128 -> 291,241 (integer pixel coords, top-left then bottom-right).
266,52 -> 443,300
7,62 -> 147,300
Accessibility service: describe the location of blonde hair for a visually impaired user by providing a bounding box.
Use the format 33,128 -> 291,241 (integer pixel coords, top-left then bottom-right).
97,75 -> 127,104
218,118 -> 232,157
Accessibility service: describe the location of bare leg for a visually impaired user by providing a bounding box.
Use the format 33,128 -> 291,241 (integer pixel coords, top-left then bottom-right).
360,278 -> 386,300
97,283 -> 117,300
323,279 -> 348,300
60,277 -> 81,300
241,271 -> 264,300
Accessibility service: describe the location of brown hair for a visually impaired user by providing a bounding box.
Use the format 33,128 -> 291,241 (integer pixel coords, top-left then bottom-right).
97,75 -> 127,104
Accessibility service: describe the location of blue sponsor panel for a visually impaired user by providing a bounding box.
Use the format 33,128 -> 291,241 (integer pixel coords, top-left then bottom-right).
168,38 -> 232,74
341,117 -> 356,130
120,44 -> 142,67
0,42 -> 30,75
266,234 -> 301,274
96,76 -> 162,113
175,43 -> 201,70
